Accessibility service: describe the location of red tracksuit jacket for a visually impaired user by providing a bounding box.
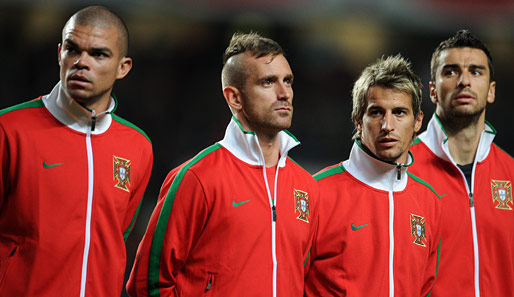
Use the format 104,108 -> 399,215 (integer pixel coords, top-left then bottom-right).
0,83 -> 153,297
127,117 -> 319,297
410,115 -> 514,297
305,141 -> 442,297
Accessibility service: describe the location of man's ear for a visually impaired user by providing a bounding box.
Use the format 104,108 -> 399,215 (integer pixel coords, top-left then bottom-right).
116,57 -> 133,79
429,81 -> 438,104
414,111 -> 423,133
355,120 -> 362,133
223,86 -> 243,112
57,43 -> 62,66
487,81 -> 496,104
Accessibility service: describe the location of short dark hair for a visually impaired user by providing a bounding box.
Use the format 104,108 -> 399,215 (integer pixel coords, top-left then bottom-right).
64,6 -> 130,57
222,32 -> 284,64
430,29 -> 494,81
221,32 -> 284,91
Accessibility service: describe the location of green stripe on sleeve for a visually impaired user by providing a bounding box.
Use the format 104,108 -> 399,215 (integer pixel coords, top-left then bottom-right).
426,238 -> 442,297
407,172 -> 441,199
112,114 -> 152,144
0,98 -> 44,116
313,164 -> 346,181
123,197 -> 144,241
147,143 -> 222,296
304,244 -> 312,267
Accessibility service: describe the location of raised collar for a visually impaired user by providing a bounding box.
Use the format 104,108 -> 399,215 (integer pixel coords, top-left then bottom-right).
218,116 -> 300,167
417,114 -> 496,164
343,140 -> 413,192
42,82 -> 116,134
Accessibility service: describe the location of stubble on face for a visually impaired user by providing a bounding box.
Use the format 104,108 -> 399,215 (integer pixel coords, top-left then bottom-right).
59,22 -> 124,111
238,54 -> 294,136
432,48 -> 495,131
359,86 -> 421,164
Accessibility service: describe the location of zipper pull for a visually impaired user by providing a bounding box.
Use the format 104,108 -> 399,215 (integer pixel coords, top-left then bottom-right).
206,274 -> 213,291
91,116 -> 97,131
396,165 -> 401,180
272,205 -> 277,222
469,193 -> 474,208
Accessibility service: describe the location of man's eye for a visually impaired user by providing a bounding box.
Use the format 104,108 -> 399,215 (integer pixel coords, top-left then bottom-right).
65,46 -> 76,53
93,52 -> 107,58
444,70 -> 457,76
284,78 -> 293,85
263,79 -> 272,86
471,70 -> 482,76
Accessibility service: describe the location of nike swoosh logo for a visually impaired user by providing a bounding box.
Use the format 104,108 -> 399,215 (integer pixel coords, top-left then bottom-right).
43,161 -> 64,169
232,199 -> 251,207
351,223 -> 369,231
439,193 -> 448,198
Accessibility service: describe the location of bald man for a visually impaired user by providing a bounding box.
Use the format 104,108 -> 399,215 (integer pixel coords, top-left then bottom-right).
0,6 -> 153,297
127,32 -> 319,297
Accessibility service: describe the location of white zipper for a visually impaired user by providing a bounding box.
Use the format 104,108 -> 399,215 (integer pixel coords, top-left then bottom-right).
79,111 -> 96,297
460,163 -> 480,297
262,164 -> 280,297
388,190 -> 395,297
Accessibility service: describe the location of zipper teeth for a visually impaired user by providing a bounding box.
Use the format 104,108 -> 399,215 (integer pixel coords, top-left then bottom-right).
388,190 -> 394,297
80,123 -> 95,297
466,164 -> 480,297
262,164 -> 279,297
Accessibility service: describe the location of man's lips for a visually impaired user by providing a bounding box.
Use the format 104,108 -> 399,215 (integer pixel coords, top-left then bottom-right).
69,74 -> 91,84
378,137 -> 398,147
453,91 -> 475,103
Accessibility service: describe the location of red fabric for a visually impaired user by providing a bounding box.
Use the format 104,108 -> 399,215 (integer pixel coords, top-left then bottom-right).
410,141 -> 514,297
0,99 -> 153,297
127,146 -> 319,297
305,163 -> 441,297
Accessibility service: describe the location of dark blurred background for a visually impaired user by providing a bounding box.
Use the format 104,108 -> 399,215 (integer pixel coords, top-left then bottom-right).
1,1 -> 513,296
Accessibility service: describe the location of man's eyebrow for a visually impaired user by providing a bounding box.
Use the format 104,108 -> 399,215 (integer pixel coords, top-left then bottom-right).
442,64 -> 487,70
62,39 -> 113,55
284,74 -> 294,81
258,75 -> 278,82
63,39 -> 77,47
468,64 -> 487,70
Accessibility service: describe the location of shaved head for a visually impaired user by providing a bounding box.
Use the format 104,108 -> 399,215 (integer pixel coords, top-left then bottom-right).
221,32 -> 284,91
63,6 -> 129,57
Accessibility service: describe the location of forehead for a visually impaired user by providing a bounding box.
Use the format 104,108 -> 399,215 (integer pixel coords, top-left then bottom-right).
437,47 -> 489,69
62,22 -> 120,49
366,85 -> 412,108
244,53 -> 292,77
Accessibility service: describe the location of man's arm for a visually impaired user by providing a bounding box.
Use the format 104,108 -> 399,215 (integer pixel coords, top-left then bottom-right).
122,143 -> 153,241
126,167 -> 209,297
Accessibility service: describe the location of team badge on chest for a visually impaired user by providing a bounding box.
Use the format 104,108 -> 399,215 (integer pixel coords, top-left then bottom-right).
113,155 -> 132,192
294,189 -> 310,223
410,214 -> 426,247
491,180 -> 512,210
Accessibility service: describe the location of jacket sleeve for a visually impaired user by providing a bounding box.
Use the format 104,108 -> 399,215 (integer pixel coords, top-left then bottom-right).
122,141 -> 153,241
0,121 -> 8,210
304,183 -> 345,296
421,193 -> 443,297
127,167 -> 209,297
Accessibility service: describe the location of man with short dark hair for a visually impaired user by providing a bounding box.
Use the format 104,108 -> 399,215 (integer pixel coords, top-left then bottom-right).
410,29 -> 514,297
127,32 -> 319,297
0,6 -> 153,297
305,55 -> 442,296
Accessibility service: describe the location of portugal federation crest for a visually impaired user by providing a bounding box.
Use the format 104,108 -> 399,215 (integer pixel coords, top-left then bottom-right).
294,189 -> 310,223
113,155 -> 131,192
410,214 -> 426,247
491,180 -> 512,210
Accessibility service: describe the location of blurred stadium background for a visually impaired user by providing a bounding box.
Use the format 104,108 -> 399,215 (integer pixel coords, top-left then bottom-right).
1,1 -> 513,295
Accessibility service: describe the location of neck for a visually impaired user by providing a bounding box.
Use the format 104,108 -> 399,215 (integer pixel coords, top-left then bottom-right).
257,131 -> 280,167
438,111 -> 485,165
